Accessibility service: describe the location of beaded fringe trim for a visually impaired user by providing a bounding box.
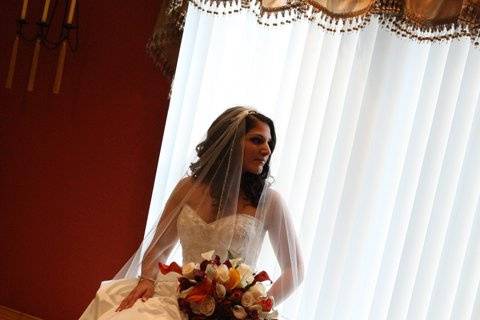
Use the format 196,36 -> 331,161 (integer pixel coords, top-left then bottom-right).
146,0 -> 480,78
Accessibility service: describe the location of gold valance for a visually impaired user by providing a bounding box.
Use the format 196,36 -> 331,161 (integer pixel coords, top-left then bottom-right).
147,0 -> 480,79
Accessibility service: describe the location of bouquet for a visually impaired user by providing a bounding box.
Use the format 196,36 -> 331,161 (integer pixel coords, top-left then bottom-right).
159,250 -> 278,320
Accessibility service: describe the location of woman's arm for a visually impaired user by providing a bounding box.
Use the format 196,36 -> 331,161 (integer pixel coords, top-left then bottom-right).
264,189 -> 305,306
117,177 -> 192,311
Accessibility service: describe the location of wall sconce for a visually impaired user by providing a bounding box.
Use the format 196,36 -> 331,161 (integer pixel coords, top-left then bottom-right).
5,0 -> 79,94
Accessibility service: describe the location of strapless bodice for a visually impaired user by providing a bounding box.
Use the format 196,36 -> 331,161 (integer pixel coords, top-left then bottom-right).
177,205 -> 265,266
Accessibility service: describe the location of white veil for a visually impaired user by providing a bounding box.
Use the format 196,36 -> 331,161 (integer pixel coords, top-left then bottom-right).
114,106 -> 304,307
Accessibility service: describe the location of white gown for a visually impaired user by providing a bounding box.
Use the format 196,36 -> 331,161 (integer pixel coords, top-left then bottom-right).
80,204 -> 265,320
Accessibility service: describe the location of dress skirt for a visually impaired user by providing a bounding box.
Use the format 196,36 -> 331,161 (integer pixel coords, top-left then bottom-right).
79,273 -> 183,320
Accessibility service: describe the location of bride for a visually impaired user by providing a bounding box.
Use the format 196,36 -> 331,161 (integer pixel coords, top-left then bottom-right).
80,106 -> 304,319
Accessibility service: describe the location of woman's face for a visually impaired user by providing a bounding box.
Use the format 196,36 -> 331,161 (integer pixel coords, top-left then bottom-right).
242,121 -> 272,174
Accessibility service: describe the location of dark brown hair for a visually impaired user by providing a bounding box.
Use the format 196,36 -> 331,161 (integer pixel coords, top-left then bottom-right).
189,107 -> 276,207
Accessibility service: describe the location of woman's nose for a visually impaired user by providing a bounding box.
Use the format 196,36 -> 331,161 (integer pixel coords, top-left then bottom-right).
261,144 -> 271,156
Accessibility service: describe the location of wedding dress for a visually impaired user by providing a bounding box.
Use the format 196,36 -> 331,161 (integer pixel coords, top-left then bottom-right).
79,204 -> 265,320
80,107 -> 304,319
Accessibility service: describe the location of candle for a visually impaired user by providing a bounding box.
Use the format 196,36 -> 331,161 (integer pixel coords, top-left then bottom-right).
67,0 -> 77,24
27,39 -> 41,91
40,0 -> 51,22
20,0 -> 29,20
5,37 -> 19,89
53,41 -> 67,94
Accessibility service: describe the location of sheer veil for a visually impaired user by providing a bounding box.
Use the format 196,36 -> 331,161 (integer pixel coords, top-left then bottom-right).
114,106 -> 304,307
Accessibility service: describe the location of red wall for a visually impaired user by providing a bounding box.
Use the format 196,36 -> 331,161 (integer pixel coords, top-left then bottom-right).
0,1 -> 170,319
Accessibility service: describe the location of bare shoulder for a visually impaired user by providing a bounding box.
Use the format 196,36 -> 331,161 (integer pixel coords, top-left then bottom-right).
171,176 -> 195,201
177,176 -> 194,189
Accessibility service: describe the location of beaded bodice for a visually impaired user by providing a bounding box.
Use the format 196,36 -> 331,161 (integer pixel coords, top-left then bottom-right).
177,204 -> 264,265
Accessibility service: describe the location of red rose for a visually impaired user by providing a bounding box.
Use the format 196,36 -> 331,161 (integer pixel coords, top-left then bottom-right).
200,260 -> 210,271
193,269 -> 206,282
223,260 -> 232,268
229,288 -> 244,302
258,297 -> 273,312
178,277 -> 195,291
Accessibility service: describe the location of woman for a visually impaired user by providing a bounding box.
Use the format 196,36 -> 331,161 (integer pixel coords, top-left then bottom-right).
80,107 -> 304,319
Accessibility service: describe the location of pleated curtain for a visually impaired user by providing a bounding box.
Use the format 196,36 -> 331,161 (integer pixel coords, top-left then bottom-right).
144,5 -> 480,320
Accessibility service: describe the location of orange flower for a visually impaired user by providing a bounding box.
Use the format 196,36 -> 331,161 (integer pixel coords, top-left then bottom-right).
224,268 -> 241,290
185,278 -> 213,303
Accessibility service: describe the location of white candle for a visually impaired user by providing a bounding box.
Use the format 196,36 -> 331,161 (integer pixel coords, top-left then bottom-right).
20,0 -> 29,20
40,0 -> 51,22
67,0 -> 77,24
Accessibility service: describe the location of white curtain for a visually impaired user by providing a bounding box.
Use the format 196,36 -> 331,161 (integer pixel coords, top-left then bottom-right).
144,5 -> 480,320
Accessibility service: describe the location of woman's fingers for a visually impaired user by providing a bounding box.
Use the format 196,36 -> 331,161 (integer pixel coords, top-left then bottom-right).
124,296 -> 138,309
116,290 -> 141,311
116,295 -> 132,311
116,281 -> 155,311
141,287 -> 154,302
116,295 -> 128,311
115,297 -> 128,312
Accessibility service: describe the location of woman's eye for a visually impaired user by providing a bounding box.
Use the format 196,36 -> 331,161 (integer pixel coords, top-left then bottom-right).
251,137 -> 262,144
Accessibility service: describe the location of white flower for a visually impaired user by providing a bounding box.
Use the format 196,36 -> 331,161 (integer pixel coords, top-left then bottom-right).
215,283 -> 226,299
241,291 -> 256,307
237,263 -> 254,287
205,264 -> 217,280
201,250 -> 215,261
232,305 -> 247,319
215,264 -> 230,283
247,304 -> 262,312
240,274 -> 255,288
191,296 -> 215,316
240,273 -> 254,288
248,282 -> 267,300
237,263 -> 253,277
182,262 -> 196,279
199,296 -> 216,316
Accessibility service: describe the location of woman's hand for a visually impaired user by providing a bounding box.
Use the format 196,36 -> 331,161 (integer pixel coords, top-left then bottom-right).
116,278 -> 155,311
